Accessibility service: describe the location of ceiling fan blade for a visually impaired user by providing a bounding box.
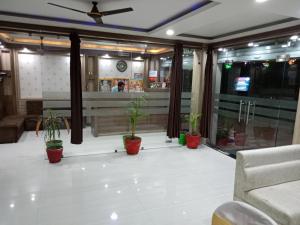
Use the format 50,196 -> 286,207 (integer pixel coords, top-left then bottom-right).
48,3 -> 87,14
91,16 -> 103,24
101,7 -> 133,16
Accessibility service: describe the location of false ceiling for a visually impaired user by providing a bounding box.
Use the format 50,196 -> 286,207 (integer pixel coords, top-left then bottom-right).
0,32 -> 172,54
0,0 -> 299,43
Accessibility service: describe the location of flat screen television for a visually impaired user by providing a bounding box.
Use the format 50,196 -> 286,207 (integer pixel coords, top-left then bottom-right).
234,77 -> 250,92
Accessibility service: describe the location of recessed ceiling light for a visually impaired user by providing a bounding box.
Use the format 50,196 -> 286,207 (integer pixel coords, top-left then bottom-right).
248,42 -> 254,47
290,35 -> 299,41
256,0 -> 268,3
166,29 -> 175,36
265,46 -> 271,50
110,212 -> 118,221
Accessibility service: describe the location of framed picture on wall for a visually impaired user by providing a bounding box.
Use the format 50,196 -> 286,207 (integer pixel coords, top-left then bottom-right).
98,79 -> 112,92
129,80 -> 144,92
134,73 -> 143,80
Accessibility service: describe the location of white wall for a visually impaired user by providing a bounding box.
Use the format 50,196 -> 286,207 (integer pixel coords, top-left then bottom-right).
98,58 -> 144,79
18,53 -> 70,99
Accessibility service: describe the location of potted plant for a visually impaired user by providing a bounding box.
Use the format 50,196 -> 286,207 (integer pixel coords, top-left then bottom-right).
124,96 -> 146,155
185,113 -> 201,149
216,129 -> 229,146
36,110 -> 69,163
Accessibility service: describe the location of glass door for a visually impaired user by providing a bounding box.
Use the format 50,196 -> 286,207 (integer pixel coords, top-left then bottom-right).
213,59 -> 299,156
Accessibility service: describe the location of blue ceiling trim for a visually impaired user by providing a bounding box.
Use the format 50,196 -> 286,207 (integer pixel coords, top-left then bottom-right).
0,11 -> 148,32
147,0 -> 213,32
0,1 -> 213,33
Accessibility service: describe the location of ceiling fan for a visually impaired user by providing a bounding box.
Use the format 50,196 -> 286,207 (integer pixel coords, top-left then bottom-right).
48,1 -> 133,24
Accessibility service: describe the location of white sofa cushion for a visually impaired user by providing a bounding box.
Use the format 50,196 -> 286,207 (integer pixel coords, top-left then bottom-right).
244,160 -> 300,191
245,180 -> 300,225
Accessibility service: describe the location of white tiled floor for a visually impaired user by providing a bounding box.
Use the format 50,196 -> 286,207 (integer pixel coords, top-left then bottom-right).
0,131 -> 235,225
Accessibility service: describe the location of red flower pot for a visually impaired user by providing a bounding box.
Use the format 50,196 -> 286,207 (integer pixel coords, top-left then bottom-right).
217,138 -> 229,147
235,133 -> 246,146
46,147 -> 63,163
125,137 -> 141,155
186,134 -> 201,149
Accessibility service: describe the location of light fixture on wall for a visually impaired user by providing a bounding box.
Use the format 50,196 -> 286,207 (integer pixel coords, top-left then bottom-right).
290,35 -> 299,41
102,54 -> 111,58
20,47 -> 31,53
248,42 -> 259,47
255,0 -> 268,3
134,56 -> 142,60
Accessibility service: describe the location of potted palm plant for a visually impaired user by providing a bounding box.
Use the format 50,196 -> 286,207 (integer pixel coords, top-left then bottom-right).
185,113 -> 201,149
216,129 -> 229,146
124,96 -> 146,155
36,110 -> 69,163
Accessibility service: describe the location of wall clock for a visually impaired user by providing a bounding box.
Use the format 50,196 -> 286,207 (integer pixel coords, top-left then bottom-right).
116,60 -> 127,72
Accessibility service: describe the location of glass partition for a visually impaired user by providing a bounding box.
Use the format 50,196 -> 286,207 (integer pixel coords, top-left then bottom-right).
212,38 -> 300,156
83,42 -> 173,138
13,30 -> 187,151
180,49 -> 194,131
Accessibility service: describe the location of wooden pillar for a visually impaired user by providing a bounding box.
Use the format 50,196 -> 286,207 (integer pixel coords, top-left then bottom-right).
190,49 -> 207,136
190,49 -> 206,115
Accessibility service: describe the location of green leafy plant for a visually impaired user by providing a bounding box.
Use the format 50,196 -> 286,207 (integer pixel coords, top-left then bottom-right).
216,129 -> 229,140
128,96 -> 147,139
185,113 -> 201,136
36,110 -> 69,148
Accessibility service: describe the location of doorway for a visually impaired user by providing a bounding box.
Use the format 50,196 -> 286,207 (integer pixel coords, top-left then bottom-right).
212,59 -> 299,156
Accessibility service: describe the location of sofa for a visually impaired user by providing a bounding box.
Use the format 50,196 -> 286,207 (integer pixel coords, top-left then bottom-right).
0,99 -> 24,143
234,145 -> 300,225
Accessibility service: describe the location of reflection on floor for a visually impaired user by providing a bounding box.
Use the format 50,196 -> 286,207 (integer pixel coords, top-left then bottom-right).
0,133 -> 235,225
